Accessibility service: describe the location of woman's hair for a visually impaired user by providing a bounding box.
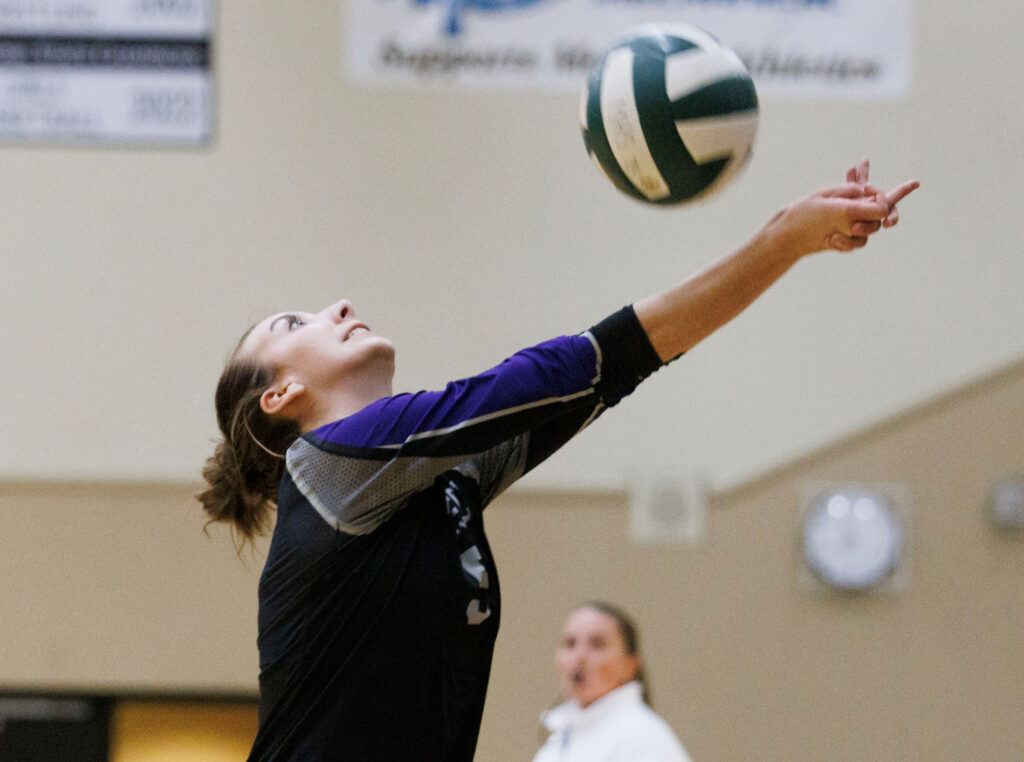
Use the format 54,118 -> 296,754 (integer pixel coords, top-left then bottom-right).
578,600 -> 653,706
197,328 -> 302,548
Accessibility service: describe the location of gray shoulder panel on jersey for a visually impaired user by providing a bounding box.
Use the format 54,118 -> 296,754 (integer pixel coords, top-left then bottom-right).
453,433 -> 529,506
286,438 -> 470,535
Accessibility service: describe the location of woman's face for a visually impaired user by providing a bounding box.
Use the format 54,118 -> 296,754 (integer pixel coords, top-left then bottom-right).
556,607 -> 640,708
241,298 -> 395,410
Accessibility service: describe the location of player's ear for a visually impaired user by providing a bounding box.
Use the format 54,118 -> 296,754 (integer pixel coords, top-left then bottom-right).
260,382 -> 306,416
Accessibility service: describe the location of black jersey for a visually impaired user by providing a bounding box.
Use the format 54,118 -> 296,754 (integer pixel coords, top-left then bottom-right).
248,307 -> 662,761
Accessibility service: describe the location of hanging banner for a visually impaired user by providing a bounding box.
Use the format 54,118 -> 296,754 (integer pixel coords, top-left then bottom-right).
0,0 -> 214,147
346,0 -> 911,98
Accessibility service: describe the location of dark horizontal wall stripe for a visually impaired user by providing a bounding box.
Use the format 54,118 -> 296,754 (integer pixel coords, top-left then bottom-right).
0,36 -> 210,69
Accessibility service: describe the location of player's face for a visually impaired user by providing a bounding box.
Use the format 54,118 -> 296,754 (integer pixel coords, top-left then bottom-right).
241,299 -> 395,396
556,607 -> 640,708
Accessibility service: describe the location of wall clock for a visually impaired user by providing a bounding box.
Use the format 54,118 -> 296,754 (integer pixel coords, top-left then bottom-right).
801,486 -> 904,592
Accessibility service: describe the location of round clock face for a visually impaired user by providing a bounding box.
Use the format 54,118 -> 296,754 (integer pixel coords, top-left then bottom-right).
801,488 -> 903,591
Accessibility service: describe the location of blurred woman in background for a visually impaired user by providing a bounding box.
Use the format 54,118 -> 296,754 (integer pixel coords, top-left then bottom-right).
534,601 -> 691,762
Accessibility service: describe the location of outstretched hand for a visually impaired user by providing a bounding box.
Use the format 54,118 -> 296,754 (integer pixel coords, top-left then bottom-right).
775,160 -> 920,256
843,158 -> 918,228
634,160 -> 920,361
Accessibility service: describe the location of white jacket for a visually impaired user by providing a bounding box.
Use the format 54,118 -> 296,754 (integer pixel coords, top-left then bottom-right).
532,681 -> 692,762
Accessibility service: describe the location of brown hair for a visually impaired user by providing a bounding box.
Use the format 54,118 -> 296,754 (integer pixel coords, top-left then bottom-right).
197,328 -> 302,548
578,600 -> 653,706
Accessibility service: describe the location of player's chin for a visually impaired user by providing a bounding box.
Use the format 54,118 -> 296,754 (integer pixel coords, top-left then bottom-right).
351,333 -> 395,353
374,336 -> 397,357
368,337 -> 398,369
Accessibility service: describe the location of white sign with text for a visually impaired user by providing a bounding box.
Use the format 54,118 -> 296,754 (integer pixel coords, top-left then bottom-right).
347,0 -> 911,98
0,0 -> 213,146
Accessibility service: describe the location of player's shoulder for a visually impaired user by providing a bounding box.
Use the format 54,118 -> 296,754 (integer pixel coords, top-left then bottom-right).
612,703 -> 691,760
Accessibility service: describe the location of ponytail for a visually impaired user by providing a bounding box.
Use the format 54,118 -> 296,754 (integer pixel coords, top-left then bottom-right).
197,341 -> 301,549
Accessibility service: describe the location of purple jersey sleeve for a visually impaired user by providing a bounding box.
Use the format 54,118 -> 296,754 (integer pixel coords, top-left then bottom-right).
284,307 -> 662,534
312,334 -> 600,453
285,334 -> 604,533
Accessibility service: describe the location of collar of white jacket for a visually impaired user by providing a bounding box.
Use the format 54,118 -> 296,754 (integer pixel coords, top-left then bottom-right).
541,680 -> 644,732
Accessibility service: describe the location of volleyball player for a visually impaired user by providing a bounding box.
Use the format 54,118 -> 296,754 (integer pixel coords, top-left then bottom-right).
199,162 -> 917,760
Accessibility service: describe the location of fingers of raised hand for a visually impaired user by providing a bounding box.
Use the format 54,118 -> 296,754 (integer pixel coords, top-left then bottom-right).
881,180 -> 919,227
850,219 -> 883,238
826,171 -> 916,248
828,182 -> 874,200
828,233 -> 868,252
846,159 -> 870,185
832,196 -> 886,250
842,196 -> 890,224
827,181 -> 884,203
886,179 -> 919,207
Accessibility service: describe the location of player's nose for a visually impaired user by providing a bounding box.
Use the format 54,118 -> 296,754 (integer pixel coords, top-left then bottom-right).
321,299 -> 353,323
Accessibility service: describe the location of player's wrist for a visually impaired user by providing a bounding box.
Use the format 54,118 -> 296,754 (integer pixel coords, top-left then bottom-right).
753,204 -> 813,265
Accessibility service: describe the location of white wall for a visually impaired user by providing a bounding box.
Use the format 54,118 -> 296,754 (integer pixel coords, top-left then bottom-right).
2,0 -> 1021,490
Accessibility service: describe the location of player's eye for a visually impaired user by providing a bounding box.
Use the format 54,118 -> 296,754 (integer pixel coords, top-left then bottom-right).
285,314 -> 304,330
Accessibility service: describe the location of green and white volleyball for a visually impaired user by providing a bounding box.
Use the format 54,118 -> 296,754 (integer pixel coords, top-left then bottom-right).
580,24 -> 759,205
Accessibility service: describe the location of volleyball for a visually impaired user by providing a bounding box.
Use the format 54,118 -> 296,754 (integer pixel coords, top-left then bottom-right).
580,24 -> 759,205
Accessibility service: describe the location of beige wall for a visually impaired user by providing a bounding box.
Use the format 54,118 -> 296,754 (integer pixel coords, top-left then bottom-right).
484,356 -> 1024,761
1,5 -> 1022,757
0,481 -> 259,694
2,357 -> 1021,760
2,0 -> 1023,493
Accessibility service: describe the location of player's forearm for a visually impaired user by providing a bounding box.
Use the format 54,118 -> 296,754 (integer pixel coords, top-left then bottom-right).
633,217 -> 803,362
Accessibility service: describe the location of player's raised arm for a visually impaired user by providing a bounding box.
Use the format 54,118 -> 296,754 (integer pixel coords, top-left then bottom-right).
634,163 -> 919,363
